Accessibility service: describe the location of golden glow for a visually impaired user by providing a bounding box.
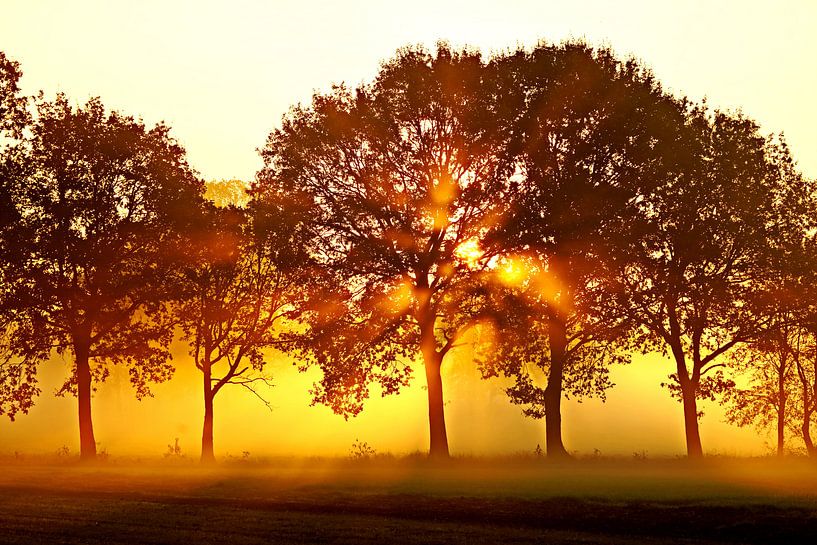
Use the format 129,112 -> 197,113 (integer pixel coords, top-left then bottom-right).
531,268 -> 565,311
427,177 -> 458,229
470,318 -> 498,358
430,176 -> 457,206
2,1 -> 813,182
494,255 -> 565,312
436,261 -> 455,278
1,0 -> 813,458
454,238 -> 484,269
0,348 -> 765,457
430,209 -> 449,230
382,280 -> 414,315
497,255 -> 530,287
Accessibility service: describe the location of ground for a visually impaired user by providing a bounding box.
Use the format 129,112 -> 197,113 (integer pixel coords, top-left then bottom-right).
0,456 -> 816,544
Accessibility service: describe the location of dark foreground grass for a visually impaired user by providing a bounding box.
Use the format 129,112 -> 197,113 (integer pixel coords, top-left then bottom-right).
1,457 -> 816,544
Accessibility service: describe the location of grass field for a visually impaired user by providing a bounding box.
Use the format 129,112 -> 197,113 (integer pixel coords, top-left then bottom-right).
1,456 -> 816,544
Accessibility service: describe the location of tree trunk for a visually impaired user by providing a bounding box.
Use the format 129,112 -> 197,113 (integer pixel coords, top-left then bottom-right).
777,359 -> 786,457
680,381 -> 703,459
777,410 -> 786,457
669,334 -> 703,459
74,336 -> 97,461
544,313 -> 570,458
423,349 -> 449,459
201,362 -> 215,463
417,295 -> 449,459
802,415 -> 815,458
806,340 -> 817,458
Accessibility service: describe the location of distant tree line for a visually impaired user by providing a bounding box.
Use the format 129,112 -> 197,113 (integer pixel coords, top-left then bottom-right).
1,43 -> 815,462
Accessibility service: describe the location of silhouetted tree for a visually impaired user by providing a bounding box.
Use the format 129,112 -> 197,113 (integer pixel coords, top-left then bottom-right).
724,322 -> 796,456
174,198 -> 313,463
480,43 -> 686,457
0,95 -> 203,459
0,51 -> 33,421
0,51 -> 27,141
724,301 -> 817,457
476,260 -> 631,437
792,324 -> 817,457
0,50 -> 29,252
612,106 -> 814,458
255,44 -> 514,458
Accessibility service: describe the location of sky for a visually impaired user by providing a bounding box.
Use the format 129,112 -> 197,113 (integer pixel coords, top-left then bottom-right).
1,0 -> 815,458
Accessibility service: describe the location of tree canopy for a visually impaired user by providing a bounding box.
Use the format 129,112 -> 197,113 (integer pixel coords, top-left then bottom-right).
0,51 -> 31,419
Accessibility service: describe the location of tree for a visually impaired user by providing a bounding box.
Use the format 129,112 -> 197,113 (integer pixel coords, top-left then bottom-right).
173,198 -> 313,463
0,51 -> 27,141
612,106 -> 814,458
724,322 -> 796,456
0,51 -> 32,421
724,310 -> 817,457
0,50 -> 29,260
476,257 -> 629,426
0,95 -> 203,459
255,44 -> 514,458
480,43 -> 686,457
792,324 -> 817,457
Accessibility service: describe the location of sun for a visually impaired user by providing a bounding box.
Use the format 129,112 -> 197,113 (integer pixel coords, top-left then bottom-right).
454,238 -> 483,269
497,255 -> 529,286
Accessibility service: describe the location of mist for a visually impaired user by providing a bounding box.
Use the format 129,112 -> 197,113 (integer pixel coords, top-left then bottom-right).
0,342 -> 764,459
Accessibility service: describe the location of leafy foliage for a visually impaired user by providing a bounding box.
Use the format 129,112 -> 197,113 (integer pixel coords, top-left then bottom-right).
0,51 -> 28,140
174,199 -> 315,408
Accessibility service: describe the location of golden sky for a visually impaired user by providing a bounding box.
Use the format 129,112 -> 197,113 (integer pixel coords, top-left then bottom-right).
1,0 -> 815,457
2,0 -> 815,181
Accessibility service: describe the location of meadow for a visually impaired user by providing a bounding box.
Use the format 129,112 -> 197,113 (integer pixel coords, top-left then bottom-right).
1,456 -> 815,544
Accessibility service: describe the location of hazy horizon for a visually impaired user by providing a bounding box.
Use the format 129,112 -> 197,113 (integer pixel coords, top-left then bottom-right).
0,344 -> 767,458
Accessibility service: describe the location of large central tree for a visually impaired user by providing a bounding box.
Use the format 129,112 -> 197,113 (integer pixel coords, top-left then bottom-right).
480,43 -> 688,457
255,45 -> 514,457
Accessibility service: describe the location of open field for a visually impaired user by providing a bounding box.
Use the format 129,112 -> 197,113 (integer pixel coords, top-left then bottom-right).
1,457 -> 817,544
